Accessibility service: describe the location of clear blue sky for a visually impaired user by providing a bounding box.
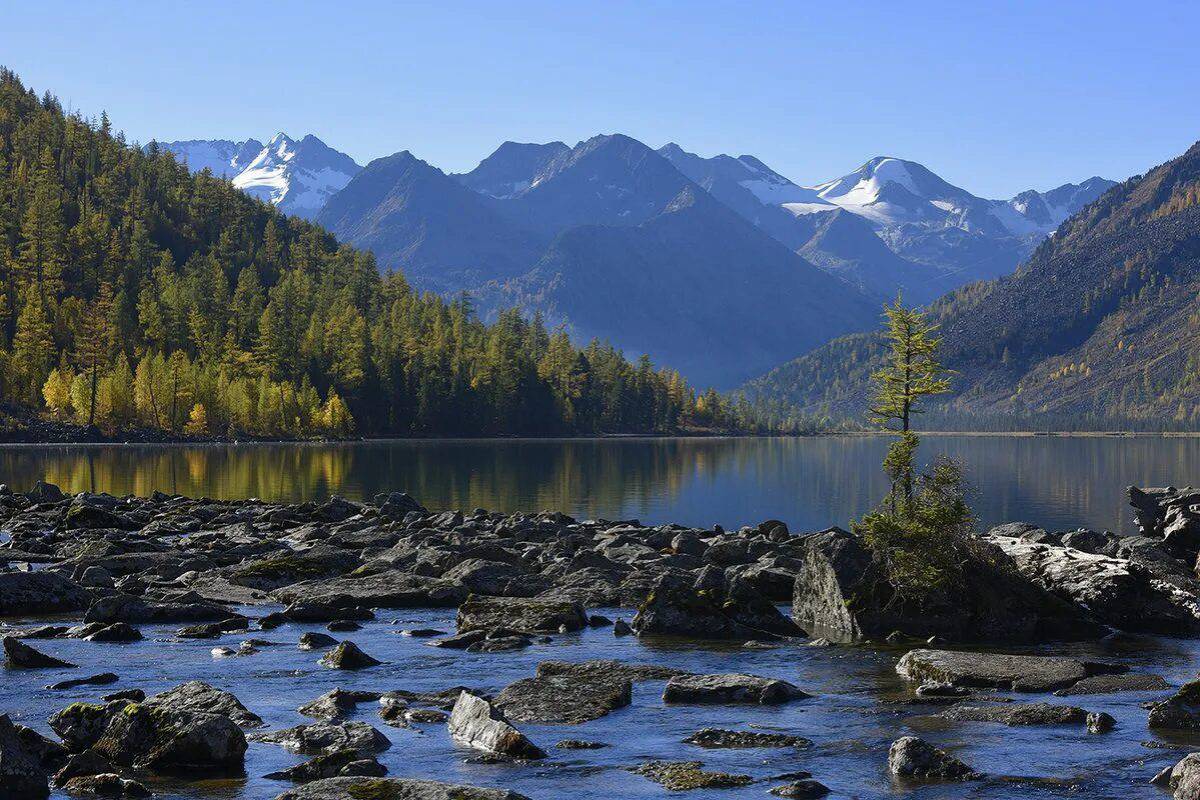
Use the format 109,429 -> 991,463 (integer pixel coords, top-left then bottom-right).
4,0 -> 1198,197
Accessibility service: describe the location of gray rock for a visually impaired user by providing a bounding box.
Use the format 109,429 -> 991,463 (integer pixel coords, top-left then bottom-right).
49,702 -> 130,751
2,636 -> 75,669
320,641 -> 382,670
0,713 -> 48,800
83,594 -> 237,625
1054,672 -> 1170,696
1087,711 -> 1117,733
264,749 -> 387,782
52,748 -> 115,787
1149,681 -> 1200,731
144,681 -> 263,728
299,689 -> 382,721
47,673 -> 118,691
896,648 -> 1123,693
446,691 -> 545,759
298,632 -> 339,650
58,773 -> 150,797
536,659 -> 689,683
632,572 -> 798,640
456,595 -> 586,634
273,571 -> 464,610
82,623 -> 142,642
494,675 -> 631,724
1156,753 -> 1200,799
887,735 -> 981,781
663,673 -> 810,705
938,702 -> 1089,726
252,722 -> 391,756
770,780 -> 830,799
272,776 -> 531,800
0,571 -> 91,616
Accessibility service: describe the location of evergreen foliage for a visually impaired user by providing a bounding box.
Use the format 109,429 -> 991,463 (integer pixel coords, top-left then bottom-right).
0,68 -> 762,438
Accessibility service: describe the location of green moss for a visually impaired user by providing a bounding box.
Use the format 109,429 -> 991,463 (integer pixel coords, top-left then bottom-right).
346,780 -> 401,800
232,554 -> 329,580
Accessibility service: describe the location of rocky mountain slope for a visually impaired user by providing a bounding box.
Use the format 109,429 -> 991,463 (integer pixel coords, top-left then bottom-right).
742,141 -> 1200,425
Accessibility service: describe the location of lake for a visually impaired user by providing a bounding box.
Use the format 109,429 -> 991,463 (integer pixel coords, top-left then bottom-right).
2,434 -> 1198,534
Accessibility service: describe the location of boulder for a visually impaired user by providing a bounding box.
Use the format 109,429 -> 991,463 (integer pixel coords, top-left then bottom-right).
1150,681 -> 1200,731
264,749 -> 387,782
298,689 -> 381,721
662,673 -> 809,705
58,773 -> 150,797
3,636 -> 75,668
632,572 -> 799,641
83,594 -> 238,625
49,702 -> 129,751
1157,753 -> 1200,799
455,595 -> 585,634
0,571 -> 91,616
48,673 -> 118,691
446,691 -> 545,759
83,623 -> 142,642
494,675 -> 631,724
887,736 -> 980,781
52,748 -> 116,787
298,632 -> 339,650
273,777 -> 531,800
984,530 -> 1200,635
793,528 -> 1103,643
144,682 -> 263,728
252,722 -> 390,756
92,704 -> 247,775
0,713 -> 48,800
320,641 -> 382,670
896,649 -> 1124,693
770,780 -> 830,799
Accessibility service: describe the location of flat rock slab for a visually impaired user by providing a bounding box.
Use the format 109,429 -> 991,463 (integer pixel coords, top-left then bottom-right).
536,659 -> 689,683
896,649 -> 1123,693
663,673 -> 810,705
0,571 -> 91,616
1054,672 -> 1171,696
494,675 -> 632,724
631,760 -> 753,790
273,777 -> 532,800
938,702 -> 1088,726
456,595 -> 586,634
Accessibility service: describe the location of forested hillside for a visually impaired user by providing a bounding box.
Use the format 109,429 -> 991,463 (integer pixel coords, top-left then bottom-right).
743,140 -> 1200,429
0,69 -> 763,438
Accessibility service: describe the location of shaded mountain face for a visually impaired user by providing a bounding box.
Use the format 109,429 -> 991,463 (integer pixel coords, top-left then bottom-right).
156,133 -> 360,220
323,135 -> 878,388
454,141 -> 568,198
316,151 -> 545,291
742,141 -> 1200,425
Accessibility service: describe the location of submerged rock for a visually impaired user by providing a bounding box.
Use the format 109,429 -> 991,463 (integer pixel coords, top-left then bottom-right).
683,728 -> 811,748
264,749 -> 387,782
494,675 -> 631,724
887,736 -> 981,781
663,673 -> 810,705
446,691 -> 545,759
299,689 -> 382,721
58,773 -> 150,797
272,776 -> 532,800
535,659 -> 689,682
938,702 -> 1089,726
631,760 -> 753,790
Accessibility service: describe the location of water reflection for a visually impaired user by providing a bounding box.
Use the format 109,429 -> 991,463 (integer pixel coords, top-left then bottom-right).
1,435 -> 1198,532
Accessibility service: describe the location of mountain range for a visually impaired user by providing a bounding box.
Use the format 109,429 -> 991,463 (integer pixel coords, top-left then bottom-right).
743,139 -> 1200,426
158,130 -> 1113,388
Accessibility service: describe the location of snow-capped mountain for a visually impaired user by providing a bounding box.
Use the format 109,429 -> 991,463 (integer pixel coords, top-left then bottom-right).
156,134 -> 361,220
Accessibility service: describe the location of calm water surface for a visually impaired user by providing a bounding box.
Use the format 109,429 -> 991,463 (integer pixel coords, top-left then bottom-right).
3,434 -> 1199,532
5,435 -> 1200,799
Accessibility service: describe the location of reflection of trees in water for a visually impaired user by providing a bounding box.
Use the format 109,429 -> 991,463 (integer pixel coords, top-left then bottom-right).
3,436 -> 1199,532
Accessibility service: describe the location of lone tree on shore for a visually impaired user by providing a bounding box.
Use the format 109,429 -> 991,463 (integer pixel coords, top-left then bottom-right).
856,296 -> 970,591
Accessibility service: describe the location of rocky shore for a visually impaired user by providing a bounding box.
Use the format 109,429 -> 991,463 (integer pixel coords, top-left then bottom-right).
3,482 -> 1200,798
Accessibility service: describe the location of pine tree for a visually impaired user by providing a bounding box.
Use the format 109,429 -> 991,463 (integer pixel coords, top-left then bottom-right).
11,285 -> 55,404
74,281 -> 115,428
